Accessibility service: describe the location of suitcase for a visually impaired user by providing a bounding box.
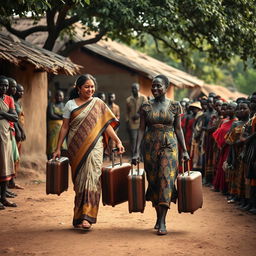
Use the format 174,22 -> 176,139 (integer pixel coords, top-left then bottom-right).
128,163 -> 146,213
101,149 -> 131,207
177,161 -> 203,214
46,157 -> 69,196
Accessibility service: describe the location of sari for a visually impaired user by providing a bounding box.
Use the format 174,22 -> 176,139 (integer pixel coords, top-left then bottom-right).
212,118 -> 237,192
67,97 -> 118,226
0,97 -> 15,182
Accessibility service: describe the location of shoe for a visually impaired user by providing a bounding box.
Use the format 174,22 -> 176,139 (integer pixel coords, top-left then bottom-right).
0,199 -> 17,207
0,202 -> 5,210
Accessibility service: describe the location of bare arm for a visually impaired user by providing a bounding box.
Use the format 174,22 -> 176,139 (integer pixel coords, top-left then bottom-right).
0,109 -> 18,122
52,118 -> 70,159
105,124 -> 125,153
174,115 -> 190,161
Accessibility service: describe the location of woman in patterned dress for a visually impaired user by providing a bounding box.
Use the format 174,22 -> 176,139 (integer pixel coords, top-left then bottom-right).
132,75 -> 189,235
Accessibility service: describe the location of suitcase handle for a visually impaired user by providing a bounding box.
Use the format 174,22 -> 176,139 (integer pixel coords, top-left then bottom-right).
112,148 -> 122,167
182,161 -> 190,176
131,162 -> 140,175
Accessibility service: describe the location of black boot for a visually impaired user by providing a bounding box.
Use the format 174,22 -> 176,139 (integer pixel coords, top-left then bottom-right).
154,206 -> 161,230
249,186 -> 256,215
157,206 -> 168,235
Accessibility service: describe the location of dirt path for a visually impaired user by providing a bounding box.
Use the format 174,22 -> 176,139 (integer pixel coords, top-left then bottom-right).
1,174 -> 256,256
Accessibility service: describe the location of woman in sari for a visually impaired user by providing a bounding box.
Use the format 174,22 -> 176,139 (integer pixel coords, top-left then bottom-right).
132,75 -> 189,235
0,76 -> 18,209
53,74 -> 124,230
212,102 -> 238,194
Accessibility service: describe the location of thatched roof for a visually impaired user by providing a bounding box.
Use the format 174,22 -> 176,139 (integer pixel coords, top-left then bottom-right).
190,84 -> 248,101
0,33 -> 80,75
6,18 -> 204,88
83,38 -> 204,88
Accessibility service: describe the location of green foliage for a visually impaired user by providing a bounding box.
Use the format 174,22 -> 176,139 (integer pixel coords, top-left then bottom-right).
1,0 -> 256,66
235,68 -> 256,94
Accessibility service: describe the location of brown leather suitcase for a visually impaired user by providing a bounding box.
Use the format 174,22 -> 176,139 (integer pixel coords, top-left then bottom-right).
46,157 -> 69,196
128,163 -> 146,213
177,162 -> 203,214
101,150 -> 131,207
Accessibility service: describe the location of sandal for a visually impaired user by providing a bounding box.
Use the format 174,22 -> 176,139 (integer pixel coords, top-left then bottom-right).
74,224 -> 83,229
82,220 -> 91,230
0,200 -> 17,207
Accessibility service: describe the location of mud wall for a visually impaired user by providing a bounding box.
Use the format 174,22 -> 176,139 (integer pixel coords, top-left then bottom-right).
1,61 -> 47,176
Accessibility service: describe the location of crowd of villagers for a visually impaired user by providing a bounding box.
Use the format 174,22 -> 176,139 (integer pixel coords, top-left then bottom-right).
0,76 -> 25,210
181,92 -> 256,214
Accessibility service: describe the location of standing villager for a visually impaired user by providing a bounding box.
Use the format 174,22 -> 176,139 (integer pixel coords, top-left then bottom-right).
212,102 -> 238,194
47,90 -> 67,159
189,102 -> 204,171
6,78 -> 21,190
0,76 -> 18,209
225,101 -> 250,204
203,97 -> 218,185
132,75 -> 189,235
13,84 -> 26,154
53,74 -> 125,229
107,93 -> 120,159
240,93 -> 256,214
126,83 -> 147,156
108,93 -> 120,120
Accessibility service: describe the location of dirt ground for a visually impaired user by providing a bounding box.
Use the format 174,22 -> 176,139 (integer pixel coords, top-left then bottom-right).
1,162 -> 256,256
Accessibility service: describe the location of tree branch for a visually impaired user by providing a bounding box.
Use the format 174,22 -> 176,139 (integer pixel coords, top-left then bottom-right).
0,19 -> 48,39
150,32 -> 185,58
56,3 -> 72,29
58,29 -> 107,57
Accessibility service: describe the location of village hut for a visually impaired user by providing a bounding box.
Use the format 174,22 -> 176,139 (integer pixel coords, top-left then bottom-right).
190,84 -> 248,101
0,33 -> 80,174
9,18 -> 204,143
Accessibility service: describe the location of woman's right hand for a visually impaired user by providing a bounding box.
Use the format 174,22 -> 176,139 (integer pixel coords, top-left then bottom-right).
52,149 -> 61,160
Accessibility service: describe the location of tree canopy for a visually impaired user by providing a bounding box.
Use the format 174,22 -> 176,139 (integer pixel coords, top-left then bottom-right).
1,0 -> 256,66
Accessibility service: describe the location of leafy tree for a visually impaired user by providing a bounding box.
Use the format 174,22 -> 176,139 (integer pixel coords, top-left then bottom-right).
1,0 -> 256,66
235,69 -> 256,94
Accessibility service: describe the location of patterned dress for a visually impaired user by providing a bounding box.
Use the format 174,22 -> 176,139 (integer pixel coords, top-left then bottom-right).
140,99 -> 182,208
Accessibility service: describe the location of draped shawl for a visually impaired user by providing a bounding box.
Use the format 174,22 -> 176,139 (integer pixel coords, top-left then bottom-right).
67,97 -> 119,182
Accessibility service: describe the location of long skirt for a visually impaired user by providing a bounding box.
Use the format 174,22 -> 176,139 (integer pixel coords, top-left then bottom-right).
72,137 -> 103,226
143,129 -> 178,208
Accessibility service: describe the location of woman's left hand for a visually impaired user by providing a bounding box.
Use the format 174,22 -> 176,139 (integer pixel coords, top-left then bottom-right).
116,142 -> 125,154
182,151 -> 190,161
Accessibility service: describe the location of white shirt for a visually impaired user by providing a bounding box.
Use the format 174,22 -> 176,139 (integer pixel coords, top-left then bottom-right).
63,99 -> 79,119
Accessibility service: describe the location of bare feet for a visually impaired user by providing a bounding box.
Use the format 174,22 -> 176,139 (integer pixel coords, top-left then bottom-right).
82,220 -> 91,229
9,183 -> 24,189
